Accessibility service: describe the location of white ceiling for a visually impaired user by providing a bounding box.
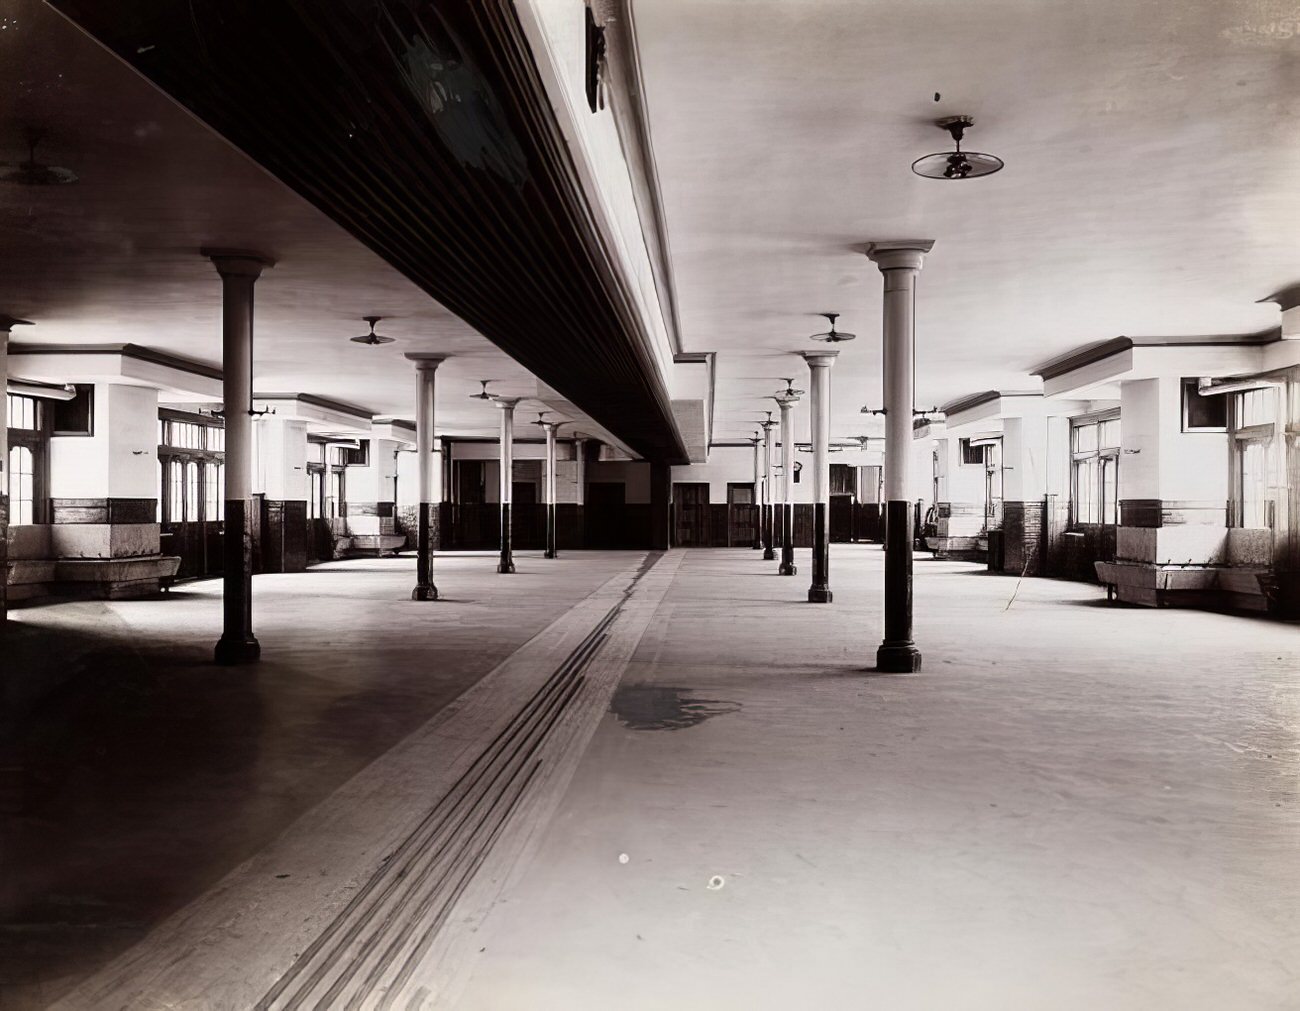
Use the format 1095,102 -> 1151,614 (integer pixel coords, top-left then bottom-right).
632,0 -> 1300,443
0,0 -> 603,440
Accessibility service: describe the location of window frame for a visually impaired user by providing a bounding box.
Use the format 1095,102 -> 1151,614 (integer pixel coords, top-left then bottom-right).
1228,387 -> 1279,530
158,410 -> 225,524
6,393 -> 50,524
1069,409 -> 1120,529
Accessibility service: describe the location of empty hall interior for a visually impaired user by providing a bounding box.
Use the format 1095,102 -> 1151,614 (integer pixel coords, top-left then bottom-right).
3,0 -> 1300,1007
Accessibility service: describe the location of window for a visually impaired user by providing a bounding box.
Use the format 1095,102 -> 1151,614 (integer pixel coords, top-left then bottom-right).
6,393 -> 38,430
168,459 -> 185,522
205,462 -> 224,521
52,384 -> 94,436
184,461 -> 200,522
1071,413 -> 1120,526
1230,387 -> 1278,529
1181,377 -> 1227,432
8,445 -> 34,524
158,412 -> 225,523
7,394 -> 47,523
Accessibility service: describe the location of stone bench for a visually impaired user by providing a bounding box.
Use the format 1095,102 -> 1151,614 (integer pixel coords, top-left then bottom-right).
1095,560 -> 1269,611
347,534 -> 406,558
5,554 -> 182,602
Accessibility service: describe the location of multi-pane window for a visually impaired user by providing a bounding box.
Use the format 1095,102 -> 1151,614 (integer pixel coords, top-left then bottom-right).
8,445 -> 35,524
1071,414 -> 1120,525
6,394 -> 38,430
6,394 -> 46,524
308,441 -> 347,521
205,462 -> 224,521
1230,388 -> 1278,529
158,413 -> 225,523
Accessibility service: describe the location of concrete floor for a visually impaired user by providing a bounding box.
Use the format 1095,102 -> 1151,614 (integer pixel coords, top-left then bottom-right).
0,551 -> 639,1008
4,546 -> 1300,1008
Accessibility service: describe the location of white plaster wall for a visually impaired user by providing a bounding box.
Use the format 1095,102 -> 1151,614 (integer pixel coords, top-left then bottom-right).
1003,416 -> 1049,502
345,438 -> 403,505
1120,377 -> 1229,507
1119,379 -> 1161,501
395,447 -> 444,506
50,383 -> 157,499
936,437 -> 987,507
258,418 -> 309,502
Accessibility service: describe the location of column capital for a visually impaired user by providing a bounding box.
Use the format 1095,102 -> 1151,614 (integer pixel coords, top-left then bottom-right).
801,349 -> 840,368
202,248 -> 275,278
403,352 -> 446,371
775,392 -> 800,409
865,240 -> 935,272
493,396 -> 522,410
539,420 -> 562,434
0,315 -> 33,334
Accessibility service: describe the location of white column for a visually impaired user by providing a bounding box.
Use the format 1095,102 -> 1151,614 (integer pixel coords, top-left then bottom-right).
406,354 -> 443,599
495,397 -> 520,573
207,249 -> 273,666
866,239 -> 934,672
761,419 -> 776,560
777,392 -> 799,575
543,421 -> 559,558
802,350 -> 839,602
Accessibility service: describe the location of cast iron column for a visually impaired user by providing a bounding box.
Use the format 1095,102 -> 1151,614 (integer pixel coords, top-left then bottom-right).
776,391 -> 799,575
207,250 -> 273,665
867,240 -> 934,673
802,350 -> 839,602
751,435 -> 762,549
495,397 -> 520,573
542,420 -> 559,558
406,353 -> 444,600
761,418 -> 777,560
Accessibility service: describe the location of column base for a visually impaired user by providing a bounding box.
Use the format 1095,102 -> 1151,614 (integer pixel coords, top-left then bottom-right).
214,635 -> 261,666
778,562 -> 797,576
807,586 -> 833,604
544,549 -> 558,559
763,547 -> 776,560
411,584 -> 439,601
497,560 -> 516,574
876,642 -> 922,673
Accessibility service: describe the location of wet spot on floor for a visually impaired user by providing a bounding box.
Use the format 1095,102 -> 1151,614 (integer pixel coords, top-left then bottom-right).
610,685 -> 740,731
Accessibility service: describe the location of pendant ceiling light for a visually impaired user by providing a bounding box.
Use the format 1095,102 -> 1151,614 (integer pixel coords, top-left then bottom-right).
808,313 -> 856,343
350,315 -> 395,345
777,377 -> 805,397
911,115 -> 1003,180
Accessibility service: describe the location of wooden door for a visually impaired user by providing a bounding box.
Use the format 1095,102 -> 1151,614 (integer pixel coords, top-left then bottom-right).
673,482 -> 709,547
727,482 -> 755,547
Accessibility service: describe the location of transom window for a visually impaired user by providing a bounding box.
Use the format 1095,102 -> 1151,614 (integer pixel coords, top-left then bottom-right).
1071,413 -> 1120,526
6,393 -> 39,430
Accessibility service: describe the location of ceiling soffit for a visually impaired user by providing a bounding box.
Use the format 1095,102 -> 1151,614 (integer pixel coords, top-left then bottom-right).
49,0 -> 687,462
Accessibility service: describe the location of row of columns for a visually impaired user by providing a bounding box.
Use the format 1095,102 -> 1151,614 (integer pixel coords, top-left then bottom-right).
202,253 -> 569,665
742,241 -> 931,673
9,239 -> 929,668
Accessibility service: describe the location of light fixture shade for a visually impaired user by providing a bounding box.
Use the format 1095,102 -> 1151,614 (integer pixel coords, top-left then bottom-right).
911,150 -> 1004,180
